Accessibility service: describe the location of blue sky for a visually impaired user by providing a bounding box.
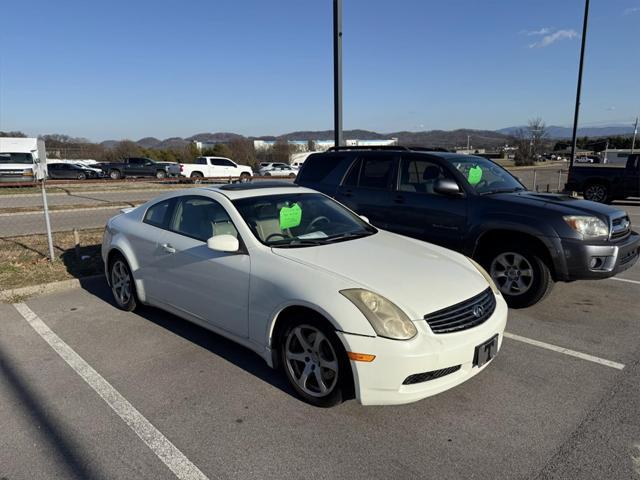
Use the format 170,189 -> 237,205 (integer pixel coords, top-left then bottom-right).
1,0 -> 639,141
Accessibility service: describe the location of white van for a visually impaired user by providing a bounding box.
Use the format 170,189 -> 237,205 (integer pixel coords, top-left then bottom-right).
0,137 -> 43,183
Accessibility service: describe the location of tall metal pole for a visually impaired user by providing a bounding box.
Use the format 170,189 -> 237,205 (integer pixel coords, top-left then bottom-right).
41,179 -> 55,262
631,116 -> 638,155
569,0 -> 590,169
333,0 -> 343,148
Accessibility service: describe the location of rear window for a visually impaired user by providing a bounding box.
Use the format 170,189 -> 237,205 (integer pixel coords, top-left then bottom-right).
297,154 -> 345,183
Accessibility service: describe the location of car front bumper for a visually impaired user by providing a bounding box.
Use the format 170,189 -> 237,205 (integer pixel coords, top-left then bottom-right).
560,231 -> 640,280
337,295 -> 508,406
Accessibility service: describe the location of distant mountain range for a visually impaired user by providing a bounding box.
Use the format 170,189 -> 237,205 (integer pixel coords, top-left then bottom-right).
497,125 -> 635,138
98,125 -> 635,150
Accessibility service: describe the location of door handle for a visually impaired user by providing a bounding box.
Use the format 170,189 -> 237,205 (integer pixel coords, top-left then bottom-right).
394,195 -> 405,204
161,243 -> 176,254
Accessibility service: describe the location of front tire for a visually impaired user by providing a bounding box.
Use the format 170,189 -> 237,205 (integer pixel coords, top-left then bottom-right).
480,246 -> 554,308
583,183 -> 609,203
280,320 -> 349,407
77,172 -> 87,180
109,254 -> 138,311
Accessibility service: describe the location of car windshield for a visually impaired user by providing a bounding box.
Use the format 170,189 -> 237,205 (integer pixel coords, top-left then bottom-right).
233,193 -> 376,247
448,156 -> 525,194
0,152 -> 33,164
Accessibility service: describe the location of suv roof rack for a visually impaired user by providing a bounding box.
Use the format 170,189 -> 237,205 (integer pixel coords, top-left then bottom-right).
326,145 -> 451,153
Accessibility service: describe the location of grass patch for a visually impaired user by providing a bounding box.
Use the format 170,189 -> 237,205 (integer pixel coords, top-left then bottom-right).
0,228 -> 104,291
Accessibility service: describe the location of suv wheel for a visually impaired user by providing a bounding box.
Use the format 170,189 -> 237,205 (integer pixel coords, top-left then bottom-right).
480,246 -> 554,308
280,320 -> 349,407
583,183 -> 609,203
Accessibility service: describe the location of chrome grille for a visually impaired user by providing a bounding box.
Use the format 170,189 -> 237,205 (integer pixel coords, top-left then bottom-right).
424,288 -> 496,334
610,215 -> 631,241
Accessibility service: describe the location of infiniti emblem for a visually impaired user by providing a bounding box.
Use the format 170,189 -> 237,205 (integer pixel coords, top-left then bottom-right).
472,305 -> 485,318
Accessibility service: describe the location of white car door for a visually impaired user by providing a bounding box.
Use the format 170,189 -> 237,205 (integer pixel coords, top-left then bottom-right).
153,195 -> 251,338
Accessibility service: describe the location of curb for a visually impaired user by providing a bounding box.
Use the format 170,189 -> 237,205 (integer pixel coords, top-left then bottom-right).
0,274 -> 104,302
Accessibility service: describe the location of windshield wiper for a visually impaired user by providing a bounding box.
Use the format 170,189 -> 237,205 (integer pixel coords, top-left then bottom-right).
269,238 -> 328,248
324,231 -> 375,243
479,187 -> 526,195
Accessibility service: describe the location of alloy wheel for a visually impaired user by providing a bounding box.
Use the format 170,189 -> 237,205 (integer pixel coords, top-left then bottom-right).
284,325 -> 339,397
490,252 -> 534,296
111,260 -> 132,306
585,184 -> 606,202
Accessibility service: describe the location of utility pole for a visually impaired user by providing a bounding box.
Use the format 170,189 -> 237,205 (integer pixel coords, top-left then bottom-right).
632,116 -> 638,155
467,135 -> 470,153
333,0 -> 343,149
570,0 -> 590,169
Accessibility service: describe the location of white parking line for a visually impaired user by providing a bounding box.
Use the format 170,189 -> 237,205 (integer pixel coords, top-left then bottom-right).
13,303 -> 210,480
503,332 -> 625,370
610,277 -> 640,286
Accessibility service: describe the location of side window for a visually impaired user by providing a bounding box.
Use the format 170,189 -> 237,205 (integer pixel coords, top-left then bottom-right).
297,154 -> 346,183
128,158 -> 142,165
359,156 -> 395,189
171,197 -> 238,241
220,159 -> 235,167
143,199 -> 174,229
398,157 -> 450,194
195,158 -> 207,165
342,158 -> 361,187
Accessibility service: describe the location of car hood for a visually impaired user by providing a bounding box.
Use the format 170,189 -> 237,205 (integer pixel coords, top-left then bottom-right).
272,230 -> 489,320
489,191 -> 625,218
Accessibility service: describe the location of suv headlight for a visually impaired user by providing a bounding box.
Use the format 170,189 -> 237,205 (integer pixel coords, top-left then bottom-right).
563,215 -> 608,239
467,257 -> 501,296
340,289 -> 417,340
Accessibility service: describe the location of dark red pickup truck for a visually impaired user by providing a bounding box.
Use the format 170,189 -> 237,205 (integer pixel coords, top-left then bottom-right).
565,154 -> 640,203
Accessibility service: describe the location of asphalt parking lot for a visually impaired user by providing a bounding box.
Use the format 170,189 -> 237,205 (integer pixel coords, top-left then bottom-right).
2,217 -> 639,479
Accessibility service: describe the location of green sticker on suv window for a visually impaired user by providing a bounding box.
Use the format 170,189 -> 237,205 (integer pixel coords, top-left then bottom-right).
468,165 -> 483,185
280,203 -> 302,230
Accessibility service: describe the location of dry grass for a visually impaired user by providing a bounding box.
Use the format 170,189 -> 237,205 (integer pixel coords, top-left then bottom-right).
0,228 -> 104,291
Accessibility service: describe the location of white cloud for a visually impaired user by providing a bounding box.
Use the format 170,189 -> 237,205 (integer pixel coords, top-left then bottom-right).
606,106 -> 616,111
528,29 -> 578,48
521,27 -> 551,36
624,6 -> 640,15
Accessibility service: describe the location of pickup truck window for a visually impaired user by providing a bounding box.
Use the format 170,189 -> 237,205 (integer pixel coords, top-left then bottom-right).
0,153 -> 33,164
212,159 -> 235,167
128,158 -> 144,165
195,158 -> 207,165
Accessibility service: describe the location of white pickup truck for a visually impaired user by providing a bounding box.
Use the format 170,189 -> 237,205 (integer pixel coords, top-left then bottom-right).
180,157 -> 253,180
0,137 -> 44,183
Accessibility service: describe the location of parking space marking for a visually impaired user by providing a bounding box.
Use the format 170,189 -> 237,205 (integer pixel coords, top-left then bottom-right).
610,277 -> 640,286
13,303 -> 210,480
503,332 -> 625,370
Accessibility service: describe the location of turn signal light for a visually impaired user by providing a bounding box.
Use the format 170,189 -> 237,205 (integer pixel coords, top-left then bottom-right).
347,352 -> 376,362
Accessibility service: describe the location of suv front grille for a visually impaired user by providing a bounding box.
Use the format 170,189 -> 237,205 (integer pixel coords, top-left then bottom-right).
611,215 -> 631,241
424,288 -> 496,334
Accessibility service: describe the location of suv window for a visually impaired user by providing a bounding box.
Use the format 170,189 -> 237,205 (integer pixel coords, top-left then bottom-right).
297,154 -> 345,183
399,157 -> 451,194
143,199 -> 174,228
359,156 -> 395,189
171,196 -> 238,241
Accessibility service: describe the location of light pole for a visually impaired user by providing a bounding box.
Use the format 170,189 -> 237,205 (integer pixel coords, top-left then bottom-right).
333,0 -> 343,149
569,0 -> 590,168
631,116 -> 638,155
467,135 -> 470,153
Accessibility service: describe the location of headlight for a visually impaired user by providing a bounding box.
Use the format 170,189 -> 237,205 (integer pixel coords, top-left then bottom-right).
340,289 -> 417,340
563,215 -> 608,239
467,257 -> 501,296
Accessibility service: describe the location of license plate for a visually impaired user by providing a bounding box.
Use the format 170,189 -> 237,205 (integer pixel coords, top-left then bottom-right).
473,334 -> 499,368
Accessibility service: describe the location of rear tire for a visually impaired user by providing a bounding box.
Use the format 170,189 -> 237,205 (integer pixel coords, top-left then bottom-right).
109,169 -> 122,180
583,183 -> 609,203
240,172 -> 251,182
479,245 -> 554,308
280,318 -> 350,407
109,253 -> 138,311
156,170 -> 167,179
77,172 -> 87,180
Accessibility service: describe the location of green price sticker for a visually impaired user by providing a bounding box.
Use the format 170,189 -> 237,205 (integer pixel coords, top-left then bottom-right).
280,203 -> 302,230
468,165 -> 483,185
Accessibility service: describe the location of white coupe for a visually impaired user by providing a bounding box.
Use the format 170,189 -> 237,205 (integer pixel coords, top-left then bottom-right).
102,182 -> 507,406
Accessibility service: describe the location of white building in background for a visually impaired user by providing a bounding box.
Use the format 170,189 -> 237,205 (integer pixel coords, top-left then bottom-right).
193,140 -> 223,151
253,137 -> 398,153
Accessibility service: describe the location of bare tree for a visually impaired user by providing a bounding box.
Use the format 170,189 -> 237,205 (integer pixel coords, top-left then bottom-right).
513,128 -> 534,166
527,118 -> 547,160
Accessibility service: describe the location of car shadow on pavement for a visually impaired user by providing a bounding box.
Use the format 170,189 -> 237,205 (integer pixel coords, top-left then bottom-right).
80,277 -> 298,400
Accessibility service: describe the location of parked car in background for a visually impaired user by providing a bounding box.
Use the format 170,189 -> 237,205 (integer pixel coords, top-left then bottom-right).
180,156 -> 253,180
102,182 -> 507,406
47,162 -> 100,180
0,137 -> 40,183
263,165 -> 297,177
296,146 -> 639,308
258,162 -> 290,175
98,157 -> 180,180
565,154 -> 640,203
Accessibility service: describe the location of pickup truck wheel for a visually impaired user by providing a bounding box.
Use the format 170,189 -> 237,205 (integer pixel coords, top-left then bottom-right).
583,183 -> 609,203
109,170 -> 122,180
77,172 -> 87,180
190,171 -> 204,184
481,247 -> 554,308
240,172 -> 251,182
156,170 -> 167,179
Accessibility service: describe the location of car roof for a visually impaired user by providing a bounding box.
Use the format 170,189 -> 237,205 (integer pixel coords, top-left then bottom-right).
203,182 -> 315,200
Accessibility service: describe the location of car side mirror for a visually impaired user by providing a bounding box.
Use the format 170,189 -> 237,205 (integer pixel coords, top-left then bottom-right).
359,215 -> 370,223
207,234 -> 239,253
434,178 -> 462,196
